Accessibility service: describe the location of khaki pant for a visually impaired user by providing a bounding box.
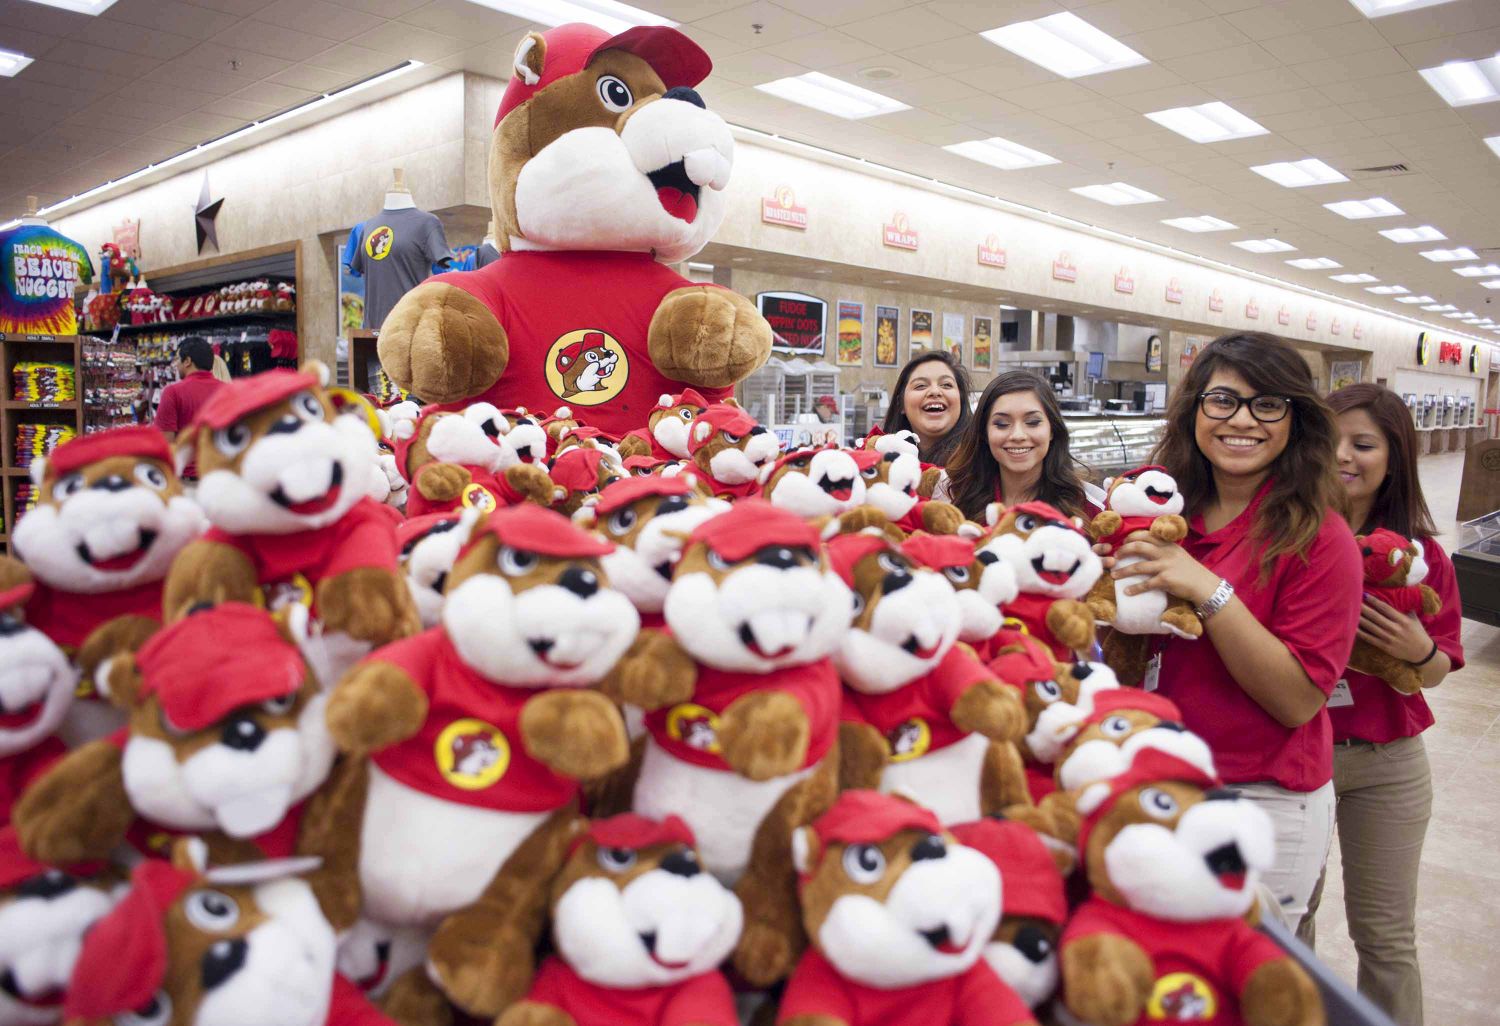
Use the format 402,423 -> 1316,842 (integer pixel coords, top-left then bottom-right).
1234,779 -> 1335,935
1302,735 -> 1433,1026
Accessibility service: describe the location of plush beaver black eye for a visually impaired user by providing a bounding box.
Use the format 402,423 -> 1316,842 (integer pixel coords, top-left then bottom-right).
876,552 -> 906,574
706,549 -> 731,572
1139,787 -> 1179,820
290,391 -> 323,421
52,473 -> 84,502
1100,715 -> 1132,739
134,463 -> 168,489
842,844 -> 886,884
116,991 -> 172,1026
607,507 -> 638,535
1016,514 -> 1038,531
678,409 -> 694,421
944,565 -> 971,586
261,693 -> 296,715
597,74 -> 634,112
184,889 -> 239,931
1034,679 -> 1062,704
597,847 -> 637,873
213,423 -> 252,457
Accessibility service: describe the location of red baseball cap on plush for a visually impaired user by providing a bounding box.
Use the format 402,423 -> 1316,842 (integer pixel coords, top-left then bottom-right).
800,791 -> 942,881
847,448 -> 882,471
1075,748 -> 1218,859
659,389 -> 708,411
950,819 -> 1066,924
987,632 -> 1056,686
135,604 -> 305,732
47,425 -> 172,477
596,474 -> 693,514
192,369 -> 319,431
555,332 -> 608,375
687,500 -> 820,563
464,503 -> 613,559
1082,688 -> 1182,728
624,454 -> 669,475
901,532 -> 974,572
687,404 -> 759,454
571,813 -> 695,859
397,511 -> 462,550
1006,500 -> 1085,535
825,532 -> 891,588
64,858 -> 197,1019
550,446 -> 610,493
497,23 -> 712,125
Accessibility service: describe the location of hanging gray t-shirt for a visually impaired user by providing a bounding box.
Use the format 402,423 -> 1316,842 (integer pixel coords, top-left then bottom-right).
476,242 -> 501,268
349,207 -> 452,329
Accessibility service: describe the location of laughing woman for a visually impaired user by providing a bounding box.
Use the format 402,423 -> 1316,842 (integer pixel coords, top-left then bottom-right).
1109,332 -> 1362,933
882,350 -> 972,465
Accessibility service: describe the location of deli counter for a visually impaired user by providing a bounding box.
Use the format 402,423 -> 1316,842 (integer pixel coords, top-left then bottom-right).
1064,412 -> 1168,478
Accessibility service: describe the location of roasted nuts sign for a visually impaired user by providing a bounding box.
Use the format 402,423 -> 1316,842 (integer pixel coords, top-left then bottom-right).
761,185 -> 808,230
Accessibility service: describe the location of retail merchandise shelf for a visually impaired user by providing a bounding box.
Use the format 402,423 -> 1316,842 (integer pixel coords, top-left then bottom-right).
94,311 -> 294,334
4,400 -> 78,410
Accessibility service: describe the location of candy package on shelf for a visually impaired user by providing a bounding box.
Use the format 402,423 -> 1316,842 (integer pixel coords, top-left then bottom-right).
14,423 -> 77,468
12,361 -> 76,403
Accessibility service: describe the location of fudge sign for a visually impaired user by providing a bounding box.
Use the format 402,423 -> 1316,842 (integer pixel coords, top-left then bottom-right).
758,291 -> 827,356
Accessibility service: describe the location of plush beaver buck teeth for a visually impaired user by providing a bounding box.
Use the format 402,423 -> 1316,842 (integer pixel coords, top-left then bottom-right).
818,475 -> 855,501
77,529 -> 157,571
1204,841 -> 1248,890
271,464 -> 344,515
919,925 -> 969,955
1031,555 -> 1080,585
646,159 -> 700,223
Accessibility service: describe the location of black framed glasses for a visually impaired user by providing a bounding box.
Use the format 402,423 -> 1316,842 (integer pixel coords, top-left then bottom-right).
1196,390 -> 1292,423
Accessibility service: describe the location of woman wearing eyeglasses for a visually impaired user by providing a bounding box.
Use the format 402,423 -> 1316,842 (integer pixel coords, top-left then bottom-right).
1107,332 -> 1362,932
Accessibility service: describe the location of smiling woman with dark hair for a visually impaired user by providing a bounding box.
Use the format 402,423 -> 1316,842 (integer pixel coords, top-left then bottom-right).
882,350 -> 972,464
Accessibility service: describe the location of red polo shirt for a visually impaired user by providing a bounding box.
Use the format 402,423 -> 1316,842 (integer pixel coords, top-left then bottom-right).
778,947 -> 1033,1026
524,957 -> 736,1026
154,370 -> 225,479
1155,480 -> 1361,792
1331,537 -> 1463,745
840,645 -> 1007,758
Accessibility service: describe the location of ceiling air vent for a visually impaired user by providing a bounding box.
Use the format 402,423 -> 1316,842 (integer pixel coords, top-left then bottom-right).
1350,163 -> 1410,176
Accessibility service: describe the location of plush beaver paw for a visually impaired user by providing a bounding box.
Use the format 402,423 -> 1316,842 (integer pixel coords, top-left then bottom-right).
13,740 -> 135,863
377,281 -> 509,405
647,286 -> 772,389
920,500 -> 966,535
504,464 -> 555,507
600,630 -> 697,711
427,917 -> 534,1018
1149,514 -> 1189,544
832,505 -> 892,536
1161,599 -> 1204,639
781,1017 -> 849,1026
1089,509 -> 1123,541
1242,958 -> 1325,1026
416,462 -> 472,503
496,1003 -> 577,1026
1062,934 -> 1155,1026
379,969 -> 454,1026
838,721 -> 889,791
616,434 -> 652,460
917,465 -> 943,499
318,567 -> 420,645
78,614 -> 158,697
1046,599 -> 1097,653
1085,574 -> 1118,625
519,689 -> 628,780
719,691 -> 810,782
951,680 -> 1028,742
327,663 -> 428,754
733,920 -> 798,988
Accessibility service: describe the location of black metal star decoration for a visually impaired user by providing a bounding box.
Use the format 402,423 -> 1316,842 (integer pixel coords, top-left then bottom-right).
194,171 -> 223,254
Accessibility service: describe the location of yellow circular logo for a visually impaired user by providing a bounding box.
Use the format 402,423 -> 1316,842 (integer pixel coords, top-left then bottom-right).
261,573 -> 314,613
887,718 -> 931,762
1002,616 -> 1031,636
1147,972 -> 1217,1021
366,225 -> 394,261
435,718 -> 511,790
545,329 -> 628,406
461,482 -> 498,511
666,703 -> 721,753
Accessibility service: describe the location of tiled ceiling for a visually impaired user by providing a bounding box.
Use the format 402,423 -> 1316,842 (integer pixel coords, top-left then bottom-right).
4,0 -> 1500,329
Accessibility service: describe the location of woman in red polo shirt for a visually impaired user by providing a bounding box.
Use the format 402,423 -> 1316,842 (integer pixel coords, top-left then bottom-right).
1107,332 -> 1362,933
1301,383 -> 1462,1026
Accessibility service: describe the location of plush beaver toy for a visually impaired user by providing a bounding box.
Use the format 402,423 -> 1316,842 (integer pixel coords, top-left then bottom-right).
498,813 -> 741,1026
63,838 -> 392,1026
1062,747 -> 1324,1026
1348,528 -> 1443,694
376,22 -> 771,430
828,533 -> 1028,824
13,603 -> 359,927
762,448 -> 866,521
901,533 -> 1008,649
1085,466 -> 1201,640
982,503 -> 1101,660
9,425 -> 204,743
394,405 -> 553,518
619,389 -> 710,461
324,504 -> 639,1016
845,448 -> 967,537
163,365 -> 417,686
549,445 -> 627,518
396,512 -> 467,629
0,578 -> 77,828
779,790 -> 1036,1026
686,404 -> 777,500
604,500 -> 851,987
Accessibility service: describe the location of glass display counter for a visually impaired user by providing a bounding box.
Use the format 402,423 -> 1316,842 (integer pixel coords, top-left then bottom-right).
1065,413 -> 1168,477
1454,511 -> 1500,627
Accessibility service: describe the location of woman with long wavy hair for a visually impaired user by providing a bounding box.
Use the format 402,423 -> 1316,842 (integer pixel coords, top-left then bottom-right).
1106,332 -> 1362,933
882,350 -> 973,465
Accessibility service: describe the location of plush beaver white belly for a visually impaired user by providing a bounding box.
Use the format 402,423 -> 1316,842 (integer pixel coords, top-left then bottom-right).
879,731 -> 989,826
359,765 -> 548,926
633,737 -> 813,885
1108,553 -> 1171,633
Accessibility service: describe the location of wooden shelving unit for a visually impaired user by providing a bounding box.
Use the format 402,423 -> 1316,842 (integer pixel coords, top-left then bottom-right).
350,329 -> 379,392
0,332 -> 85,549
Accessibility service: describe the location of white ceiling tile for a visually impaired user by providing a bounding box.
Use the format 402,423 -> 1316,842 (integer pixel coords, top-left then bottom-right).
690,2 -> 828,50
103,0 -> 244,40
919,0 -> 1066,33
138,57 -> 239,94
1120,17 -> 1252,61
1111,83 -> 1217,113
1287,49 -> 1410,86
1372,2 -> 1500,47
1341,92 -> 1449,122
229,78 -> 316,107
304,42 -> 397,76
1162,43 -> 1282,81
921,91 -> 1022,124
258,0 -> 386,40
49,42 -> 164,78
824,52 -> 942,85
326,0 -> 429,16
213,21 -> 339,61
69,19 -> 201,60
177,42 -> 292,79
396,0 -> 522,40
1221,0 -> 1362,40
1071,0 -> 1217,36
762,28 -> 884,69
1280,121 -> 1375,146
1257,106 -> 1353,132
795,0 -> 913,28
348,21 -> 463,61
1394,27 -> 1500,70
199,94 -> 281,119
1317,71 -> 1431,105
268,63 -> 350,91
875,74 -> 981,107
1257,20 -> 1393,65
839,7 -> 968,50
700,49 -> 804,87
998,79 -> 1100,111
901,33 -> 1024,74
184,0 -> 273,15
1200,65 -> 1310,98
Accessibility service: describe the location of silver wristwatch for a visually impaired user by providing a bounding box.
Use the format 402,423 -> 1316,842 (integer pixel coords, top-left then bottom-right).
1195,578 -> 1234,621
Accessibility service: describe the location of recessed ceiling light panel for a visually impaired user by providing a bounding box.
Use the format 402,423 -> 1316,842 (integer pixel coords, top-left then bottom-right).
1366,285 -> 1409,294
1482,279 -> 1500,289
1324,197 -> 1403,219
1420,247 -> 1478,262
1162,215 -> 1236,232
755,72 -> 909,119
1249,158 -> 1346,187
17,0 -> 119,13
464,0 -> 672,32
1069,182 -> 1163,205
1232,238 -> 1297,253
980,12 -> 1148,78
1422,303 -> 1458,312
1350,0 -> 1461,15
1146,102 -> 1268,143
1454,264 -> 1500,277
0,48 -> 32,77
1395,295 -> 1435,303
1330,273 -> 1377,283
1287,257 -> 1341,270
1419,55 -> 1500,108
944,136 -> 1057,170
1378,225 -> 1445,243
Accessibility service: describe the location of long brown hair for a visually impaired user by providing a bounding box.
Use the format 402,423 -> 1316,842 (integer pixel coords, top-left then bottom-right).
883,350 -> 973,464
1327,383 -> 1437,540
1153,332 -> 1343,576
945,370 -> 1088,521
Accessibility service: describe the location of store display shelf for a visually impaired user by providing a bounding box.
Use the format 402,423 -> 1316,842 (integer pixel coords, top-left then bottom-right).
5,400 -> 79,410
3,469 -> 28,478
92,311 -> 295,334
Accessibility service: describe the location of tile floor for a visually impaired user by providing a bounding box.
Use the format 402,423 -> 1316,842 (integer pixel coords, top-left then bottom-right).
1309,450 -> 1500,1025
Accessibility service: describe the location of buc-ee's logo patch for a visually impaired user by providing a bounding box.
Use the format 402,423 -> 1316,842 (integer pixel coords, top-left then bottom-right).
887,718 -> 931,762
436,718 -> 511,790
666,703 -> 721,753
545,329 -> 627,405
461,482 -> 497,511
1147,972 -> 1217,1021
366,225 -> 394,261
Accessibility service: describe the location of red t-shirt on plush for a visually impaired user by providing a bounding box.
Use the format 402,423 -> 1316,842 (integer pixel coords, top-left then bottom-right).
524,957 -> 736,1026
1154,480 -> 1362,792
25,580 -> 162,652
404,464 -> 525,518
778,947 -> 1034,1026
1062,896 -> 1284,1026
1331,537 -> 1464,744
841,645 -> 1004,756
1,736 -> 65,827
430,251 -> 731,436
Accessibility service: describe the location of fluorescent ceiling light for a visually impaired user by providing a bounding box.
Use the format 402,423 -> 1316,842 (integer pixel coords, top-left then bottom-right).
1348,0 -> 1461,14
1287,257 -> 1341,270
1162,215 -> 1235,232
1379,225 -> 1445,243
1482,280 -> 1500,289
0,48 -> 32,77
464,0 -> 671,32
1324,197 -> 1403,219
1419,55 -> 1500,108
1232,238 -> 1297,253
1395,295 -> 1435,303
1146,102 -> 1267,143
18,0 -> 119,13
756,73 -> 909,119
1070,182 -> 1162,205
944,136 -> 1057,170
999,304 -> 1019,310
1331,273 -> 1377,283
980,12 -> 1148,79
1366,284 -> 1409,294
1422,303 -> 1458,312
1454,264 -> 1500,277
1249,158 -> 1346,187
33,60 -> 425,221
1442,311 -> 1467,318
1488,136 -> 1500,159
1420,247 -> 1478,262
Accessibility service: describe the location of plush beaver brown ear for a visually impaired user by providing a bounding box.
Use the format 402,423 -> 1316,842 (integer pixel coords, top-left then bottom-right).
790,825 -> 821,877
512,31 -> 546,86
172,425 -> 201,479
101,652 -> 144,710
